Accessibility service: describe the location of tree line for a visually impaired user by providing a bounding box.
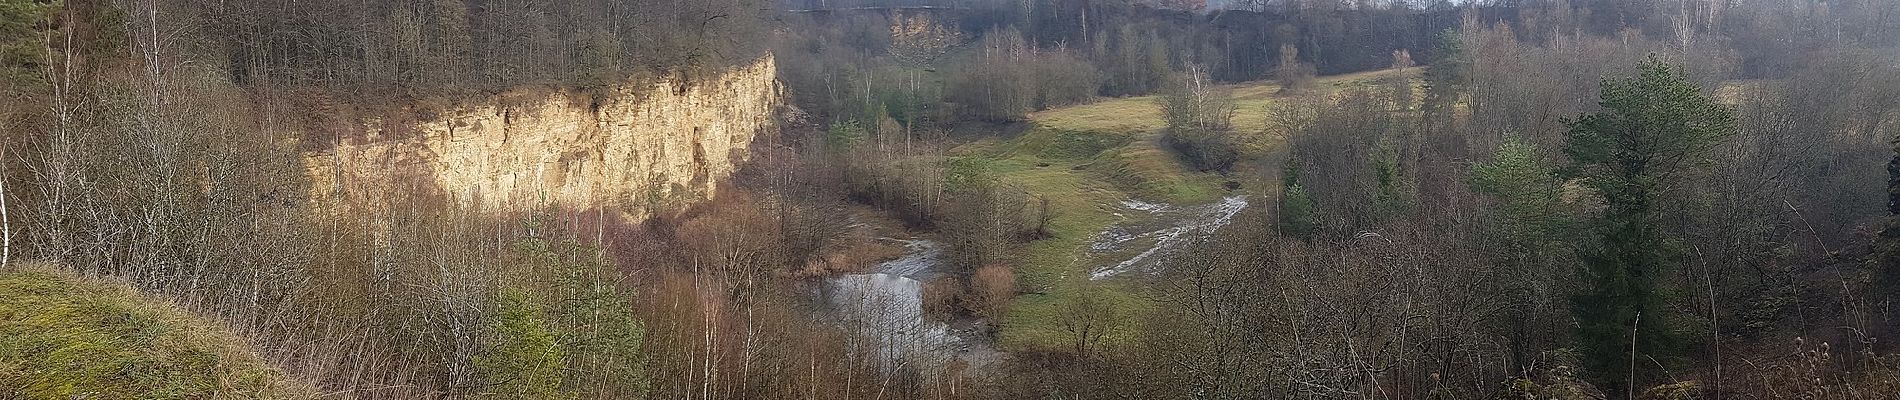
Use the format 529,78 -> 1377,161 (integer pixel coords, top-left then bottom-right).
186,0 -> 767,98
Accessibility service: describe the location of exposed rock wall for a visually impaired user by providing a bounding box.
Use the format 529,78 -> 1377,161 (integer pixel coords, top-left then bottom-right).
307,56 -> 779,216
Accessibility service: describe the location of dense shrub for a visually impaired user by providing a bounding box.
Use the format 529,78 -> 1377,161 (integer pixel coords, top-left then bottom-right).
966,264 -> 1017,320
1158,65 -> 1239,171
475,289 -> 565,399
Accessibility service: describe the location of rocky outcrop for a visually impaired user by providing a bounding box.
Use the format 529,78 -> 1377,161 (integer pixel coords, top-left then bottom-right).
307,56 -> 780,217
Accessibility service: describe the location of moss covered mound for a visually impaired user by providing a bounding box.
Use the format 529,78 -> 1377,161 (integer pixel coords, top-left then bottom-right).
0,264 -> 313,399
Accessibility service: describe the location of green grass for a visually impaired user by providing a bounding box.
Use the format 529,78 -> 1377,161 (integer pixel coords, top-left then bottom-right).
967,68 -> 1419,352
955,120 -> 1218,353
952,126 -> 1187,351
1030,67 -> 1417,136
0,263 -> 313,400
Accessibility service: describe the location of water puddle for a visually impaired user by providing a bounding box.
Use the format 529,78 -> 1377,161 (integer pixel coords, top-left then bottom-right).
824,239 -> 997,372
1088,195 -> 1249,279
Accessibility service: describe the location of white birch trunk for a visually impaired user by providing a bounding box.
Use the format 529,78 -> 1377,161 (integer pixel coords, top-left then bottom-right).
2,172 -> 9,266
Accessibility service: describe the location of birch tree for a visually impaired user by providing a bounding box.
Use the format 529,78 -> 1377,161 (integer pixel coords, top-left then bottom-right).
2,159 -> 9,266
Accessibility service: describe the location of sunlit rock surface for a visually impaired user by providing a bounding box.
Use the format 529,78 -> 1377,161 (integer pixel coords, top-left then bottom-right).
308,56 -> 780,216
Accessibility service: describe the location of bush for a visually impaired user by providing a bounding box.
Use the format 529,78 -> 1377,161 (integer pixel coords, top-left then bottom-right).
1276,44 -> 1318,94
1159,65 -> 1240,171
1162,129 -> 1241,172
476,289 -> 567,400
1031,51 -> 1102,110
1284,88 -> 1407,231
941,175 -> 1030,272
966,264 -> 1017,320
1278,184 -> 1321,240
518,234 -> 650,398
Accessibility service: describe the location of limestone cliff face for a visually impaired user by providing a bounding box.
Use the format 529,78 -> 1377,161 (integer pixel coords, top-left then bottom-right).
308,56 -> 779,215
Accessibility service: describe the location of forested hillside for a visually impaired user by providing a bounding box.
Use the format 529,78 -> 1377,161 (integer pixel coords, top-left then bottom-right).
5,0 -> 1900,398
0,0 -> 782,397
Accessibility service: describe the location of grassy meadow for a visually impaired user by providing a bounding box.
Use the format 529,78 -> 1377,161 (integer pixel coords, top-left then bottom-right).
959,68 -> 1420,351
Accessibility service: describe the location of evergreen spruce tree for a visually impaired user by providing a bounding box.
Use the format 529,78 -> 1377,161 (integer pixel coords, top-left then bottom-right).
1563,55 -> 1735,391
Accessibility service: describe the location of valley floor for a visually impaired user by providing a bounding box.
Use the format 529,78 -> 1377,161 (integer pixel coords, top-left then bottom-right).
950,68 -> 1420,352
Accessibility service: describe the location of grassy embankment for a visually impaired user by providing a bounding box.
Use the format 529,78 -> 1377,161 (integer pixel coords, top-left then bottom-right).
957,69 -> 1416,351
0,263 -> 313,399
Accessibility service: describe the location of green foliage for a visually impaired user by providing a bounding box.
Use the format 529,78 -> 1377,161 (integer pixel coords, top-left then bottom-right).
825,120 -> 867,153
1277,158 -> 1321,240
0,0 -> 53,90
1565,59 -> 1737,190
945,156 -> 1000,191
837,63 -> 945,136
1371,149 -> 1411,219
477,289 -> 568,400
1422,29 -> 1467,105
509,230 -> 648,398
1562,56 -> 1735,389
1881,144 -> 1900,292
0,266 -> 309,399
1470,138 -> 1579,363
555,284 -> 648,397
1471,138 -> 1567,229
1278,184 -> 1321,240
